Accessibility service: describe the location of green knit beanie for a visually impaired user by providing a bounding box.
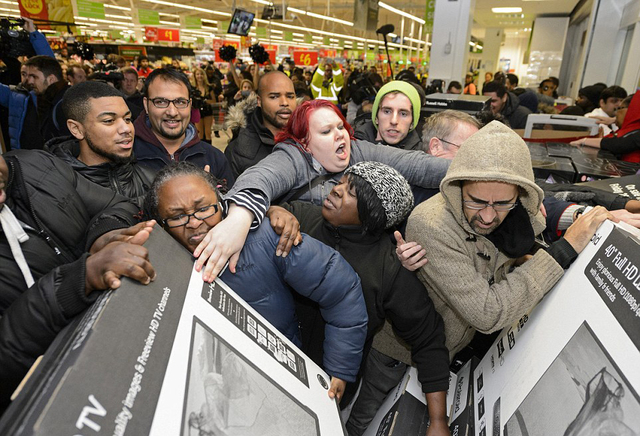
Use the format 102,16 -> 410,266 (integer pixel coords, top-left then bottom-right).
371,81 -> 421,130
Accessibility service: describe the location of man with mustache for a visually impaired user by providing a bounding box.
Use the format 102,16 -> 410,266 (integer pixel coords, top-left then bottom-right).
224,71 -> 297,178
133,68 -> 235,188
46,81 -> 154,207
406,121 -> 615,359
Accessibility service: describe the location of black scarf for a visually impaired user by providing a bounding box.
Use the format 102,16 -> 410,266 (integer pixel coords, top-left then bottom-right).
485,202 -> 535,258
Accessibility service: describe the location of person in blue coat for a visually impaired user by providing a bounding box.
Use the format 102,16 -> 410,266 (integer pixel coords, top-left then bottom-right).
0,17 -> 55,150
144,161 -> 368,401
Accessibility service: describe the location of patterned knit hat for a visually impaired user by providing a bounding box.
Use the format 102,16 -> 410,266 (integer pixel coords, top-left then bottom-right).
345,161 -> 414,228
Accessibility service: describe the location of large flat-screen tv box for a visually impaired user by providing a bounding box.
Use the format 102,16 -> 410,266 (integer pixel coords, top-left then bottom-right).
0,227 -> 345,436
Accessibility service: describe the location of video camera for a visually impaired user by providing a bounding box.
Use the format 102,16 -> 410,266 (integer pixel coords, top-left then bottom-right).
88,70 -> 123,87
0,17 -> 35,59
347,71 -> 378,106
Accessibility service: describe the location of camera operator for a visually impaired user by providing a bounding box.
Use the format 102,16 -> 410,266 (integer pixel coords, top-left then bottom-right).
0,17 -> 54,150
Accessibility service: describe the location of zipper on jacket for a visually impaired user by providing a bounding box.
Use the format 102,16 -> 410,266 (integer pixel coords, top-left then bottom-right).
12,159 -> 73,263
108,169 -> 121,195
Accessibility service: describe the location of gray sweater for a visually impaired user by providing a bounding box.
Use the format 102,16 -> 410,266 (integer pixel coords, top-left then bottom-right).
225,138 -> 450,221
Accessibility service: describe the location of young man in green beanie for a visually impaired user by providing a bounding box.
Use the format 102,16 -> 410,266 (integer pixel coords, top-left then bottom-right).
354,80 -> 424,150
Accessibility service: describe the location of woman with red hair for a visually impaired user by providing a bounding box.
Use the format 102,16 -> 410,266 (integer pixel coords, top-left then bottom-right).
191,99 -> 449,281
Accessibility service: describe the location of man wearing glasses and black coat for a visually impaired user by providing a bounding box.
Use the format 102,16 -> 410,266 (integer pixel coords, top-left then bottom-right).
133,68 -> 234,187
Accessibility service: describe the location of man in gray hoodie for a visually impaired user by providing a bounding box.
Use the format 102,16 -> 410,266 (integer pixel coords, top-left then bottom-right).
406,121 -> 615,357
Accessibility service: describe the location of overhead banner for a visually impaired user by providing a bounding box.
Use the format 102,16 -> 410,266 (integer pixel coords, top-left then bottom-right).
19,0 -> 75,31
138,8 -> 160,26
144,26 -> 158,42
293,51 -> 318,66
184,16 -> 201,29
157,28 -> 180,42
424,0 -> 435,33
76,0 -> 104,19
353,0 -> 379,32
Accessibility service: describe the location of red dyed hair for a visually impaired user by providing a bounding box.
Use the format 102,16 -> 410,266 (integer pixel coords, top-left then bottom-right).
274,100 -> 355,149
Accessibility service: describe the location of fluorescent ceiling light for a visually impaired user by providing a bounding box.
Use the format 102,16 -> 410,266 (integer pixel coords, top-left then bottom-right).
492,7 -> 523,13
286,6 -> 353,26
105,14 -> 132,20
379,2 -> 425,25
141,0 -> 230,17
104,4 -> 131,11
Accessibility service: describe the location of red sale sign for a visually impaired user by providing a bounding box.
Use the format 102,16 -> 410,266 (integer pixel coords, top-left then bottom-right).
293,51 -> 318,66
266,49 -> 276,64
157,28 -> 179,42
144,27 -> 158,42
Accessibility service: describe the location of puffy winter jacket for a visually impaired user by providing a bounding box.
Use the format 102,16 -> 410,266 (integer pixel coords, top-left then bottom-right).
46,137 -> 156,208
224,94 -> 276,178
0,150 -> 139,411
284,201 -> 449,394
219,220 -> 368,382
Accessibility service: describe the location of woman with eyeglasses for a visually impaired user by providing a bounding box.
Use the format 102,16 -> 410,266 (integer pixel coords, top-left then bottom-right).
144,161 -> 368,403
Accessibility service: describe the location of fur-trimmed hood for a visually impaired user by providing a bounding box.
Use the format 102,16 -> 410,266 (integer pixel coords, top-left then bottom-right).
224,93 -> 259,131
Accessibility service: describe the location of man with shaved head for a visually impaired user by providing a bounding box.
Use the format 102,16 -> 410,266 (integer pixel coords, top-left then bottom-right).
224,71 -> 297,177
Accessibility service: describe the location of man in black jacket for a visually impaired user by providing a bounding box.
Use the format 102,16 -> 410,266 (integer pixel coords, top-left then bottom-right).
267,162 -> 449,436
0,150 -> 156,413
483,80 -> 531,129
224,71 -> 297,178
23,55 -> 71,141
47,81 -> 155,207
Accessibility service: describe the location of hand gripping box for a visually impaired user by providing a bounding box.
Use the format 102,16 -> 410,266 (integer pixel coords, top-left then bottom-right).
0,227 -> 345,436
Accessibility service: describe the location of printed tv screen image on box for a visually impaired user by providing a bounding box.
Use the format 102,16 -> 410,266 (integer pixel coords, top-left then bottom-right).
182,318 -> 319,435
503,322 -> 640,436
472,221 -> 640,436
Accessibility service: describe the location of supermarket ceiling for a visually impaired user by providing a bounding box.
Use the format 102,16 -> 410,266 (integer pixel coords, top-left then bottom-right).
5,0 -> 581,43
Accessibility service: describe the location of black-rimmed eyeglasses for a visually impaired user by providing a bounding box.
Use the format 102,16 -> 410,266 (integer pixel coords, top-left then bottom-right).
463,200 -> 518,212
162,204 -> 219,228
148,97 -> 191,109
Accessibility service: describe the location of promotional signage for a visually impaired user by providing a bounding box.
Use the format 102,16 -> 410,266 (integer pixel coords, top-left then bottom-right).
157,28 -> 180,42
424,0 -> 435,33
138,9 -> 160,26
256,27 -> 267,38
284,31 -> 294,42
21,0 -> 75,31
293,51 -> 318,66
118,46 -> 147,59
319,49 -> 336,58
266,50 -> 277,64
213,39 -> 240,50
18,0 -> 49,25
184,16 -> 201,29
76,0 -> 105,19
144,26 -> 158,42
